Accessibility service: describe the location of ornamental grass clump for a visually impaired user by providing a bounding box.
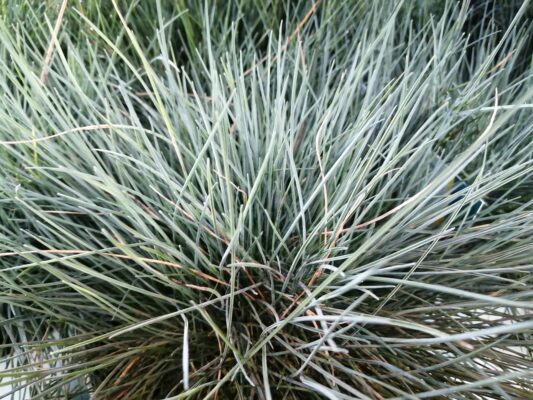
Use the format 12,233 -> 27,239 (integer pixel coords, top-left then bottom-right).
0,1 -> 532,399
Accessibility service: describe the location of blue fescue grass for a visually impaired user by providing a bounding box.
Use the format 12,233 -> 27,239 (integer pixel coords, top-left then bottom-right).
0,1 -> 532,399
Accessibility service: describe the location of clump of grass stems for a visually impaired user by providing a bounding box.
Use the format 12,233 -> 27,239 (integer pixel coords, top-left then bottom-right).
0,0 -> 532,399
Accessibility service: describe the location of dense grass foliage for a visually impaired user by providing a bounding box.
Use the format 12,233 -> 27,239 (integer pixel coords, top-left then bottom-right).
0,1 -> 532,399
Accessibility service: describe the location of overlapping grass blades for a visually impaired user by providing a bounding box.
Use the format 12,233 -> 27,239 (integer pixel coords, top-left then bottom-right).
0,1 -> 532,399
